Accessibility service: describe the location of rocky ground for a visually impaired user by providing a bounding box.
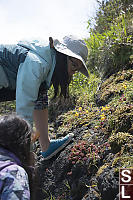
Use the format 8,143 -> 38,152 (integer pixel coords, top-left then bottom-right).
0,69 -> 133,200
35,69 -> 133,200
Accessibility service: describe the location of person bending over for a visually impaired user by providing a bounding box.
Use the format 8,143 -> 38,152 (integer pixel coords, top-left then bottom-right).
0,35 -> 89,160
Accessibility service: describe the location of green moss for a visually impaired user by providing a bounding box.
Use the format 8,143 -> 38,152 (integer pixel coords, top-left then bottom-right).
109,132 -> 133,153
97,69 -> 133,104
112,155 -> 133,169
108,103 -> 133,133
0,101 -> 16,114
96,164 -> 109,176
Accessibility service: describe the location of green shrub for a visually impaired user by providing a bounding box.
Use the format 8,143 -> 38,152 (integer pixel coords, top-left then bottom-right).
85,0 -> 133,78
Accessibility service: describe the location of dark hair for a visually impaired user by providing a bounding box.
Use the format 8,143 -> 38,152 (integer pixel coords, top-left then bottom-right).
0,114 -> 35,199
51,51 -> 71,99
0,114 -> 31,163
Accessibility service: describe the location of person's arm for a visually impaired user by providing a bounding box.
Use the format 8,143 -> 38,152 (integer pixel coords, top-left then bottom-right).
32,81 -> 50,152
33,109 -> 50,152
16,51 -> 49,125
16,52 -> 51,152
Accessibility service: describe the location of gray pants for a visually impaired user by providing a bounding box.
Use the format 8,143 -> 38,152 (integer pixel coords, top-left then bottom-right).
0,65 -> 9,89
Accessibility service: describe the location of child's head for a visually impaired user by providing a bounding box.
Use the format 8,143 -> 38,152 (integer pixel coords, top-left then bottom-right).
0,114 -> 37,199
0,114 -> 32,165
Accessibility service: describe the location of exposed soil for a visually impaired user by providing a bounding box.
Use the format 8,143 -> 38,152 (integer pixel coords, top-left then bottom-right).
0,69 -> 133,200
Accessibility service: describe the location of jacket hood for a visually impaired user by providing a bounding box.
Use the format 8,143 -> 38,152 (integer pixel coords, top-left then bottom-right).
0,147 -> 21,171
18,39 -> 52,64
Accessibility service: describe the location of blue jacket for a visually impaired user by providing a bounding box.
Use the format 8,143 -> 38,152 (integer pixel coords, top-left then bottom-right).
0,44 -> 28,89
0,39 -> 56,124
16,40 -> 56,124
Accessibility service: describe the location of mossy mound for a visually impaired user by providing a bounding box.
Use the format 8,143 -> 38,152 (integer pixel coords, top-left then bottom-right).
0,68 -> 132,200
34,69 -> 133,199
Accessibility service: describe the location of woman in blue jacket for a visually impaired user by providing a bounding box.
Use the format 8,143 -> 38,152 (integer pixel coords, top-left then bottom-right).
0,35 -> 89,160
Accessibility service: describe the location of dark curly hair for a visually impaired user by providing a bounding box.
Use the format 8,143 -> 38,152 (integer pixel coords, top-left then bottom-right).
0,114 -> 31,162
0,114 -> 36,200
51,51 -> 71,99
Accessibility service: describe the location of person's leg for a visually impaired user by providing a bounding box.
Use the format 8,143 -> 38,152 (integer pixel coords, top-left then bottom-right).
0,88 -> 16,102
0,66 -> 16,102
0,65 -> 9,89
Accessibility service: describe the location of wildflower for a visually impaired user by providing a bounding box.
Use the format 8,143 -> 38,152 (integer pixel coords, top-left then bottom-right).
73,156 -> 78,160
95,126 -> 99,129
70,152 -> 74,156
71,148 -> 76,152
105,105 -> 110,110
101,116 -> 106,121
75,112 -> 79,117
79,107 -> 82,111
86,110 -> 89,114
80,152 -> 85,157
101,105 -> 110,111
75,152 -> 80,156
100,113 -> 105,117
101,106 -> 106,111
123,84 -> 127,89
83,157 -> 87,161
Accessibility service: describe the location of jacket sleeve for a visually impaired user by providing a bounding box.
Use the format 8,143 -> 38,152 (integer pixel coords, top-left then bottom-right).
34,81 -> 48,110
16,51 -> 50,125
0,165 -> 30,200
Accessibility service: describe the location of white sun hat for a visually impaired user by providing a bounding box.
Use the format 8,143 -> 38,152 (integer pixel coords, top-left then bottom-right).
52,35 -> 89,77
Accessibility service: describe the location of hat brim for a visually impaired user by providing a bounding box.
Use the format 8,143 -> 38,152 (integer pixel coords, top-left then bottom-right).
54,42 -> 89,78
